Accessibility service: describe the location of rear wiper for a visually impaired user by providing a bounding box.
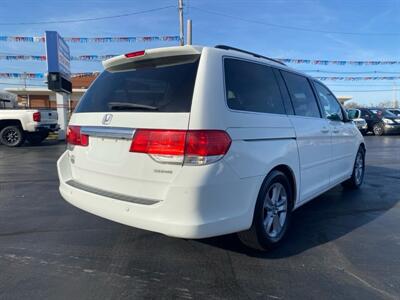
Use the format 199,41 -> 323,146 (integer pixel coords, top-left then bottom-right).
108,102 -> 158,111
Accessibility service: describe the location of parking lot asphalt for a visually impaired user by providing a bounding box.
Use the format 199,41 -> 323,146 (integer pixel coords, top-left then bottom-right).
0,136 -> 399,300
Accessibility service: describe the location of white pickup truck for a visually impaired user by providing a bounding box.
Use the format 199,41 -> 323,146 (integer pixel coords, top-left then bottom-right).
0,108 -> 59,147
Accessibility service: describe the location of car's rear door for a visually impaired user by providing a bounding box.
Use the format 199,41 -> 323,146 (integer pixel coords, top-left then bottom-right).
280,70 -> 331,203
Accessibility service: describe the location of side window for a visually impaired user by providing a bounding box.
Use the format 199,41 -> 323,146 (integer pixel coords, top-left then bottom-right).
281,71 -> 321,118
314,82 -> 343,121
224,58 -> 285,114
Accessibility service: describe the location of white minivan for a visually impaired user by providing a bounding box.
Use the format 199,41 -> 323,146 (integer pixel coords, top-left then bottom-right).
57,45 -> 365,250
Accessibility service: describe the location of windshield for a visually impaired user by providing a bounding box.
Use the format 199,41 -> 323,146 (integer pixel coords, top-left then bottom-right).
369,109 -> 396,118
75,55 -> 200,113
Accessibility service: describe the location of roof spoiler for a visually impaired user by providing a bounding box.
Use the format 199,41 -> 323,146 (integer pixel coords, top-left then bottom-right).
102,45 -> 202,70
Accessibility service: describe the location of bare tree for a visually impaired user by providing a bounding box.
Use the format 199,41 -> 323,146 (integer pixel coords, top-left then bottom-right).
344,101 -> 364,109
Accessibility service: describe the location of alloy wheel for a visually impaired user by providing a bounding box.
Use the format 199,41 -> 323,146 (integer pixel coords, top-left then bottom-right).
263,182 -> 288,238
2,128 -> 20,145
354,151 -> 364,185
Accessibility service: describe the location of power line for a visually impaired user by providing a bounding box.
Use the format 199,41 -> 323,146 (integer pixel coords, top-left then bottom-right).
0,82 -> 46,87
191,6 -> 400,36
0,5 -> 175,25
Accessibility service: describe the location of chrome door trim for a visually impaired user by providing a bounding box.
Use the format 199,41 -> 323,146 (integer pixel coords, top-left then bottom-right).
80,126 -> 135,140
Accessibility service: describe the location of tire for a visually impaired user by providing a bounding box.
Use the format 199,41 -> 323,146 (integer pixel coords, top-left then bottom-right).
360,129 -> 367,136
26,132 -> 48,146
238,170 -> 293,251
342,147 -> 365,189
0,125 -> 25,147
373,123 -> 384,136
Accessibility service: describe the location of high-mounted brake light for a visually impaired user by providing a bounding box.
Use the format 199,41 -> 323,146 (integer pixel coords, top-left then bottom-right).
124,50 -> 145,58
67,125 -> 88,147
33,112 -> 41,122
130,129 -> 231,165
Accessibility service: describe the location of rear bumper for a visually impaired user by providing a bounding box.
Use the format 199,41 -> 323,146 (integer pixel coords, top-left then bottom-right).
35,124 -> 59,132
57,151 -> 261,239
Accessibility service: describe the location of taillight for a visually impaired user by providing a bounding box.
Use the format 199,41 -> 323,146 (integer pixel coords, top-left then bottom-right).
124,50 -> 145,58
66,125 -> 88,146
33,112 -> 41,122
130,129 -> 231,165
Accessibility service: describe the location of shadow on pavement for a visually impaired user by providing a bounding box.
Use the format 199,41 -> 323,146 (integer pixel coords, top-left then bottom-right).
198,165 -> 400,258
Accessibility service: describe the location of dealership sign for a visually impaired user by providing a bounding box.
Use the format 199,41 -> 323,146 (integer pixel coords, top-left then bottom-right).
45,31 -> 71,79
45,31 -> 72,93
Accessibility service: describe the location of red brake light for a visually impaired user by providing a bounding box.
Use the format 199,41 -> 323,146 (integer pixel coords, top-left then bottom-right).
33,112 -> 41,122
130,129 -> 231,165
124,50 -> 145,58
186,131 -> 232,156
67,126 -> 88,146
130,129 -> 186,155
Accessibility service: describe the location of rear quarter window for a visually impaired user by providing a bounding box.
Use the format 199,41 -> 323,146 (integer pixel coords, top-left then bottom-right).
75,55 -> 200,113
224,58 -> 285,114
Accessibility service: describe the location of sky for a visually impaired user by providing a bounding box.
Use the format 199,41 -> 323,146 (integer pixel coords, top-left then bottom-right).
1,0 -> 400,106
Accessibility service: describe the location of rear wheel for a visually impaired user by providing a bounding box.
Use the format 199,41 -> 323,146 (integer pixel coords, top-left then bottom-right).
342,147 -> 365,189
0,125 -> 25,147
373,123 -> 384,136
238,170 -> 293,251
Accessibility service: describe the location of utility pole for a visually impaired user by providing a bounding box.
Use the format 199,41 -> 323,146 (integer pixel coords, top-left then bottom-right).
23,72 -> 30,108
178,0 -> 184,46
187,19 -> 192,45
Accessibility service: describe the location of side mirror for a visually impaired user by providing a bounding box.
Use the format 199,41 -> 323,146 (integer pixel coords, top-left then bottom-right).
347,112 -> 355,120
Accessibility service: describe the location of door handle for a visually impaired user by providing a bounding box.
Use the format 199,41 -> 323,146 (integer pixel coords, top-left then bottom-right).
333,127 -> 340,134
321,127 -> 329,133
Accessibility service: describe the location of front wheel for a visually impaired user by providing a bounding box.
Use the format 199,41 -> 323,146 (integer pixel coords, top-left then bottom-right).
0,125 -> 25,147
342,147 -> 365,189
238,170 -> 293,251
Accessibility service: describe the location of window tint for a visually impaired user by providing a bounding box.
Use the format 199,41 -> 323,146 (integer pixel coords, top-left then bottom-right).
314,82 -> 343,121
281,71 -> 320,118
224,59 -> 285,114
75,55 -> 199,113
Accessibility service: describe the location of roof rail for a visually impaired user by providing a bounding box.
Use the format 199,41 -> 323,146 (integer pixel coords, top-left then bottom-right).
215,45 -> 286,66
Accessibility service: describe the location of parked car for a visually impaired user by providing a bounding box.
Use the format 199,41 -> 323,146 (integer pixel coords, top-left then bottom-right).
0,102 -> 59,146
387,108 -> 400,116
358,107 -> 400,135
57,45 -> 366,251
346,109 -> 368,135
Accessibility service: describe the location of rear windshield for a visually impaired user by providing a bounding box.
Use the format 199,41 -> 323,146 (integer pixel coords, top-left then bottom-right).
75,55 -> 200,113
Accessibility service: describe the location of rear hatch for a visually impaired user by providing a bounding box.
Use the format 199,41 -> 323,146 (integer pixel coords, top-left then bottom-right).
67,47 -> 202,202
